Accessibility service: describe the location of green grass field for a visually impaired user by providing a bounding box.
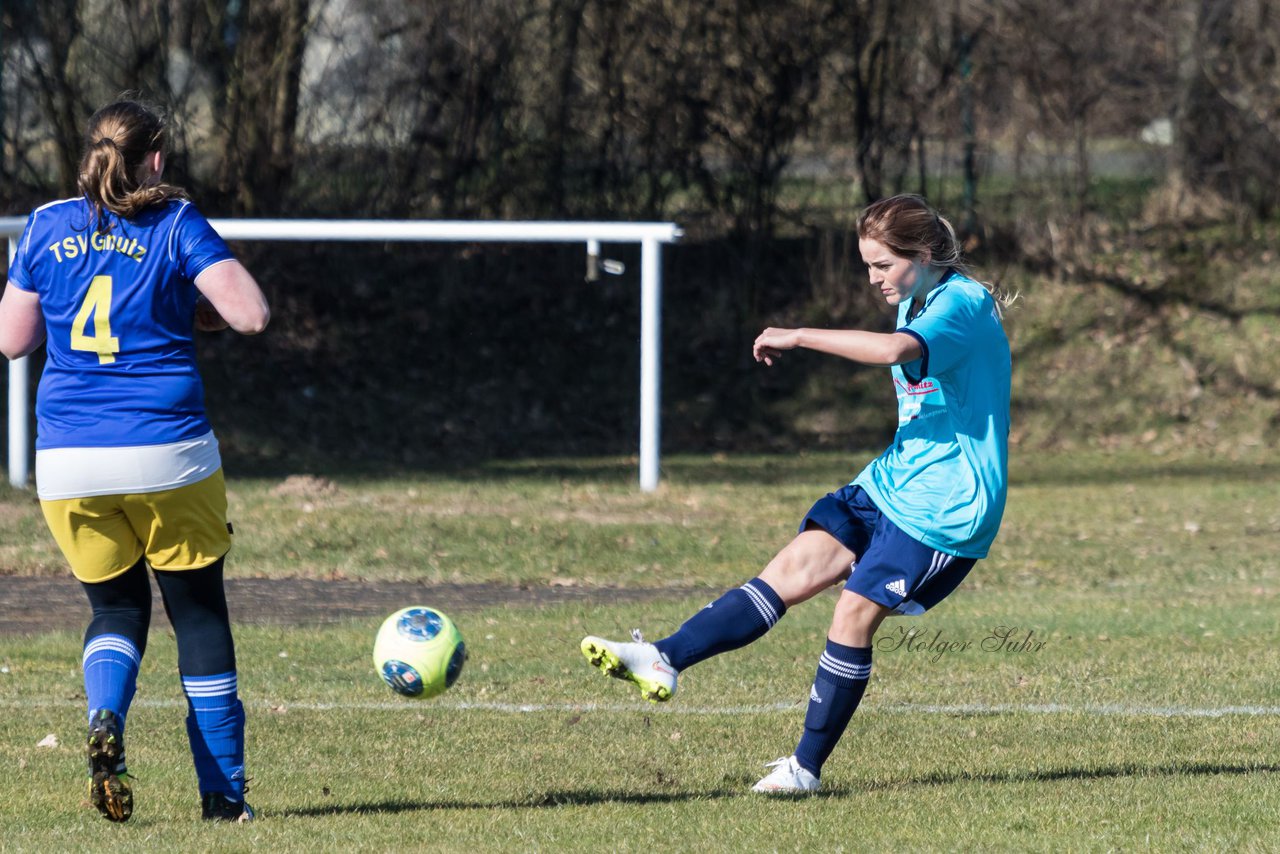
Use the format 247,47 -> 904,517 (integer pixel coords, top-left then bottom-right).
3,449 -> 1280,851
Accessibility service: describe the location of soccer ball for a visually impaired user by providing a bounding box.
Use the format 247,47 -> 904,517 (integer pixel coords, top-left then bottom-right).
373,606 -> 467,699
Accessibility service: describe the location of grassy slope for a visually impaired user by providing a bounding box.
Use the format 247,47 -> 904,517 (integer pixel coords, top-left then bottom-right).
999,220 -> 1280,453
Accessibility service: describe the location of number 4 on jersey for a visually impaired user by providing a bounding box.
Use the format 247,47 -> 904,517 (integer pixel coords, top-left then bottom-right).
71,275 -> 121,364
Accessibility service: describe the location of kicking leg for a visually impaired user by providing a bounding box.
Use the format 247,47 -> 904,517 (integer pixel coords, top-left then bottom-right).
581,529 -> 854,702
658,528 -> 854,669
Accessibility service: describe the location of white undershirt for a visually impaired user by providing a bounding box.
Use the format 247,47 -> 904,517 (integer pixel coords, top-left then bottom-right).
35,431 -> 221,500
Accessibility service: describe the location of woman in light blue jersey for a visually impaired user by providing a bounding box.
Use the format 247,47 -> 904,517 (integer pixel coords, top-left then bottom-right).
581,194 -> 1011,793
0,98 -> 268,822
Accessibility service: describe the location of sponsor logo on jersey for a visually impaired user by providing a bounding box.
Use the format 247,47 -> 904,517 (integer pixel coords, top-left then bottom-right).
894,378 -> 938,396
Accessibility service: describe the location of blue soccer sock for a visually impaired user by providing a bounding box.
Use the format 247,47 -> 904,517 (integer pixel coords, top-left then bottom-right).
83,633 -> 142,734
653,578 -> 786,671
182,672 -> 247,800
794,640 -> 871,778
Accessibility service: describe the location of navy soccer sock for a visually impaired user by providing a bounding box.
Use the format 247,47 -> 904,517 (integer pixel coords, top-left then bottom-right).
80,556 -> 151,737
653,578 -> 786,671
793,640 -> 871,778
156,560 -> 246,800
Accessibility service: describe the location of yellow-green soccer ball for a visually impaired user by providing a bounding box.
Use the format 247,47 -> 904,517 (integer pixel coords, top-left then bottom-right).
373,607 -> 467,699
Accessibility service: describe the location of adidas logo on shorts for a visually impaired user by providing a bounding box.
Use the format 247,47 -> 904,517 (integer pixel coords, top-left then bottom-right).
884,578 -> 907,597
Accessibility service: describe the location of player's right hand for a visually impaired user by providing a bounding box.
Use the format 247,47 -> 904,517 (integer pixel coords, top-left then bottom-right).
753,327 -> 800,366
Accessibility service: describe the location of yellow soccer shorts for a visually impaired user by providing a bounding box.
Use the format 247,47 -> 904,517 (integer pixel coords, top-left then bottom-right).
40,469 -> 232,583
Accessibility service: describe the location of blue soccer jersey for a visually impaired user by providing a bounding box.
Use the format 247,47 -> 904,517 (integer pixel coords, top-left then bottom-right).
7,198 -> 234,450
852,272 -> 1011,558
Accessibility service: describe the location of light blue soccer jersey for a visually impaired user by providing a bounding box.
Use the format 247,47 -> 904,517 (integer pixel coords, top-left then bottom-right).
7,198 -> 234,450
853,272 -> 1011,558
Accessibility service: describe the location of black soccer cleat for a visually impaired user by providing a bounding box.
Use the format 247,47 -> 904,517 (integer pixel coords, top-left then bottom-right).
201,791 -> 255,822
86,709 -> 133,822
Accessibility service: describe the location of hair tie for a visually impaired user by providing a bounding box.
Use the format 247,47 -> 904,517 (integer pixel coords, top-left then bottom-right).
96,137 -> 117,148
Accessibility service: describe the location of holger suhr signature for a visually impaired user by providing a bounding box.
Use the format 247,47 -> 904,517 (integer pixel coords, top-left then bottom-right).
875,625 -> 1048,663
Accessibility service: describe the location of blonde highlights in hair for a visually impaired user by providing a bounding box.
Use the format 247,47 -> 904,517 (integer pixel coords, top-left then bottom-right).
857,194 -> 1015,312
857,194 -> 967,273
78,99 -> 186,231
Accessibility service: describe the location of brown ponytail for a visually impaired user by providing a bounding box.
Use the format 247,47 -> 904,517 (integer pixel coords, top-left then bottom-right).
78,99 -> 187,232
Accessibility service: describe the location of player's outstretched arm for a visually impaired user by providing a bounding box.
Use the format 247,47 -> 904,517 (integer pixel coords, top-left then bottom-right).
753,327 -> 921,368
0,283 -> 46,360
195,260 -> 270,335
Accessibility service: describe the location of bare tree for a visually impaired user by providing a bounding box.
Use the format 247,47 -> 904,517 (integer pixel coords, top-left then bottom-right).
814,0 -> 978,209
6,0 -> 87,193
698,0 -> 841,235
993,0 -> 1170,218
208,0 -> 311,215
1174,0 -> 1280,218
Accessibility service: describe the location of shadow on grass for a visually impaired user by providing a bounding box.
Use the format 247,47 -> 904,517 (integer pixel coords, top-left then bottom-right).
272,761 -> 1280,817
876,761 -> 1280,792
274,787 -> 745,817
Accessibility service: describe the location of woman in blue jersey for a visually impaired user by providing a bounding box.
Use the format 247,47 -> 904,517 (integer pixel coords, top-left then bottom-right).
0,99 -> 269,822
581,194 -> 1011,793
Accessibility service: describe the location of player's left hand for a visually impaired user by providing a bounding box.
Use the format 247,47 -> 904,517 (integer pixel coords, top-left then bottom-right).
753,327 -> 800,366
194,296 -> 229,332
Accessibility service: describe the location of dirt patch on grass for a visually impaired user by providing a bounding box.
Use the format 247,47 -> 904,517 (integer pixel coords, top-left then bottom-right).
0,576 -> 717,636
268,475 -> 340,499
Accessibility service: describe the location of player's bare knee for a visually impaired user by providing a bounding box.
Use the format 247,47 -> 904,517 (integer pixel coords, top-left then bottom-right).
761,552 -> 831,604
829,592 -> 889,646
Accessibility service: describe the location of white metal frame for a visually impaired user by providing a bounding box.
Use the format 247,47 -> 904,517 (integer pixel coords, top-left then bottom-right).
1,217 -> 681,491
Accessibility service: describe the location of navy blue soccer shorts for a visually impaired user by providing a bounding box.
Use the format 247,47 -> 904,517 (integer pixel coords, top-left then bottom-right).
799,484 -> 977,615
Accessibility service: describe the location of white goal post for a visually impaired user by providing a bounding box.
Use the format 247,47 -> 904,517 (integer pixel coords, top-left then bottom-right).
2,218 -> 682,491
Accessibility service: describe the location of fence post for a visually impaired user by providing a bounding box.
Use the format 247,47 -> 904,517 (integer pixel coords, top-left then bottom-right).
7,234 -> 30,488
639,236 -> 661,492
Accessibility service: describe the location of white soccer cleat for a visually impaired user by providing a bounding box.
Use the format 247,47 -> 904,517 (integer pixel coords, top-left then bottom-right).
750,756 -> 820,794
580,629 -> 678,703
